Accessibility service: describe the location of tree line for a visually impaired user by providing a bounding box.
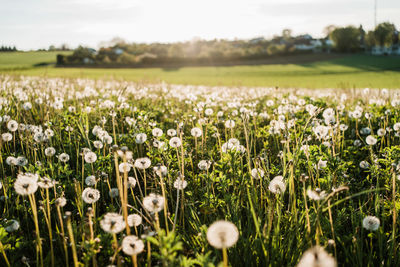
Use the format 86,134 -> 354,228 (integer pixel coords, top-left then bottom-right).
0,46 -> 17,52
57,22 -> 399,67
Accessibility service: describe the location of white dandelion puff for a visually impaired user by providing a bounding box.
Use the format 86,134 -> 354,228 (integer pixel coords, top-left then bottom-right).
100,212 -> 126,234
362,216 -> 380,231
206,220 -> 239,249
297,246 -> 337,267
82,187 -> 100,204
121,235 -> 144,256
143,193 -> 164,213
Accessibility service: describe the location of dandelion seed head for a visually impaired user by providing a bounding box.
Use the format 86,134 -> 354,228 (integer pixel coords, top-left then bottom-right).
206,220 -> 239,249
143,193 -> 164,213
268,176 -> 286,194
100,212 -> 125,234
5,219 -> 20,232
134,157 -> 151,170
14,173 -> 39,195
169,137 -> 182,148
121,235 -> 144,256
84,151 -> 97,164
85,175 -> 97,186
173,178 -> 188,190
362,216 -> 380,231
82,187 -> 100,204
297,246 -> 337,267
127,214 -> 142,227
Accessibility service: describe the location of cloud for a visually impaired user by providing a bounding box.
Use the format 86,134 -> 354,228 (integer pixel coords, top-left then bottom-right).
1,0 -> 399,50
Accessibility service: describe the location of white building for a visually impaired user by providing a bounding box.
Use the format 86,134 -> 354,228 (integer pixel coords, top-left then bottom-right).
371,46 -> 400,55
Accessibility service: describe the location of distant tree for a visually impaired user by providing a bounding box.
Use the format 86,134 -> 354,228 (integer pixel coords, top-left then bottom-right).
373,22 -> 396,47
60,44 -> 70,51
323,25 -> 336,38
365,31 -> 376,48
282,29 -> 292,40
330,26 -> 360,52
49,45 -> 56,51
359,25 -> 365,47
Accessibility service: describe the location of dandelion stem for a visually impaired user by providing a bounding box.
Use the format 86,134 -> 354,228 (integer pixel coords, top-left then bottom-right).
29,194 -> 43,267
222,248 -> 228,267
66,214 -> 79,267
0,240 -> 10,267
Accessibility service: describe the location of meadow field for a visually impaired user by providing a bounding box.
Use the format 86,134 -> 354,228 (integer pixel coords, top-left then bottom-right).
1,52 -> 400,88
0,74 -> 400,266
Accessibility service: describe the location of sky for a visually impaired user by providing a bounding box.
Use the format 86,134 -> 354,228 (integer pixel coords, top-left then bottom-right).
1,0 -> 399,51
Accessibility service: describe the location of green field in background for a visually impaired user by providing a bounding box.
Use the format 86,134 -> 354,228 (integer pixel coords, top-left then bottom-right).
1,52 -> 399,88
0,51 -> 71,70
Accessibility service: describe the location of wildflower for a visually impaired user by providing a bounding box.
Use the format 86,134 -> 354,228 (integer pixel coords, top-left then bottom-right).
394,122 -> 400,132
191,127 -> 202,137
23,102 -> 32,110
167,129 -> 177,136
119,162 -> 132,173
134,157 -> 151,169
128,177 -> 137,188
251,168 -> 265,179
224,120 -> 235,129
45,129 -> 54,138
173,179 -> 188,189
85,175 -> 97,186
58,153 -> 70,163
268,176 -> 286,194
377,128 -> 386,136
127,214 -> 142,227
322,108 -> 335,120
198,160 -> 212,171
153,140 -> 166,149
297,246 -> 337,267
2,133 -> 12,142
152,128 -> 163,137
206,220 -> 239,249
5,220 -> 20,232
360,127 -> 371,135
317,159 -> 327,170
307,188 -> 327,201
354,140 -> 362,147
313,125 -> 329,139
16,156 -> 28,167
7,120 -> 18,132
82,187 -> 100,204
143,193 -> 164,213
359,161 -> 370,169
55,197 -> 67,207
93,140 -> 103,149
169,137 -> 182,148
362,216 -> 380,231
339,124 -> 348,131
109,188 -> 119,198
153,165 -> 168,177
5,156 -> 17,166
121,235 -> 144,256
366,135 -> 377,145
38,177 -> 57,189
14,173 -> 39,195
205,108 -> 213,116
45,147 -> 56,157
100,212 -> 125,234
84,151 -> 97,163
135,133 -> 147,144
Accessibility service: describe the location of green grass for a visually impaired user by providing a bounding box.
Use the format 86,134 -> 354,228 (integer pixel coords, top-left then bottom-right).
0,51 -> 71,70
1,52 -> 400,88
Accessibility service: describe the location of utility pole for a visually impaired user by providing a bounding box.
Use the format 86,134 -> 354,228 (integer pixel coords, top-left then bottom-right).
374,0 -> 377,28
